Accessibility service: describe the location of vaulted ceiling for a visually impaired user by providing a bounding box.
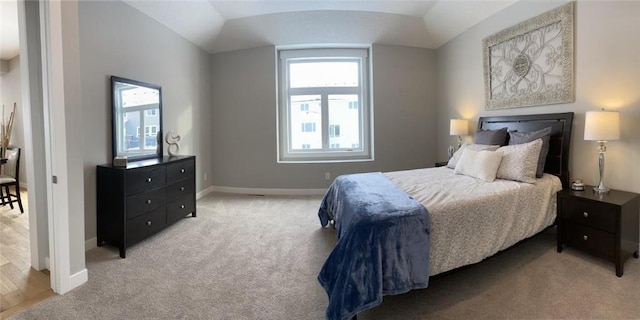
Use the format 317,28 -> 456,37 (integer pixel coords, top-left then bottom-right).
1,0 -> 519,60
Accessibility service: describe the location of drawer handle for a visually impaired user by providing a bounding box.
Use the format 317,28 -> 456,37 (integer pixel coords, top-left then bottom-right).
146,199 -> 152,205
147,221 -> 152,226
583,212 -> 589,218
583,235 -> 588,241
180,205 -> 185,209
180,168 -> 185,173
180,186 -> 185,191
146,177 -> 152,183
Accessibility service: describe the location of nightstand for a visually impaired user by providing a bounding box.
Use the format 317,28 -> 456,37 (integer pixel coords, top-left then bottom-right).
557,187 -> 639,277
435,161 -> 448,167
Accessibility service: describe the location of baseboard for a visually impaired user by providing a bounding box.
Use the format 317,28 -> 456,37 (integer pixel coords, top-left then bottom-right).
196,186 -> 214,200
68,268 -> 88,291
44,256 -> 50,269
210,186 -> 326,196
85,237 -> 97,252
19,181 -> 28,189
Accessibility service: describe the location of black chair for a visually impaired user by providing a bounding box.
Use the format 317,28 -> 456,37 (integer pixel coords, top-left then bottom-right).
0,147 -> 24,213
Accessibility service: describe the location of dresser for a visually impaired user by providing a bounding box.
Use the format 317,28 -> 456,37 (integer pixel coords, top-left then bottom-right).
556,187 -> 639,277
97,156 -> 196,258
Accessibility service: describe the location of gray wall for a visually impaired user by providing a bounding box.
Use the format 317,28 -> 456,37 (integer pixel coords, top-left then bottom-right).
436,0 -> 640,194
0,55 -> 27,186
79,0 -> 212,241
211,44 -> 437,189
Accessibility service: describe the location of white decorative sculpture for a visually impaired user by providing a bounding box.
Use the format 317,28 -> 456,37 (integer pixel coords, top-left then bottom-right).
165,130 -> 181,157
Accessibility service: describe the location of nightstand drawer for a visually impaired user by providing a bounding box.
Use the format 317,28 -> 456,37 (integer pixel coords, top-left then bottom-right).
564,223 -> 615,259
561,200 -> 617,233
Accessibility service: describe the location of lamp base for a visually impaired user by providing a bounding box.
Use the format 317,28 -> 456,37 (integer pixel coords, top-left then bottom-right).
593,186 -> 610,194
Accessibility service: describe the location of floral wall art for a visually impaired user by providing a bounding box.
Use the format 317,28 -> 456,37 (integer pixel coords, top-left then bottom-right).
483,2 -> 574,110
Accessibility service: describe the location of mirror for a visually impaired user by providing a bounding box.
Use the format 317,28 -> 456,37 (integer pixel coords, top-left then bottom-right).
111,76 -> 163,161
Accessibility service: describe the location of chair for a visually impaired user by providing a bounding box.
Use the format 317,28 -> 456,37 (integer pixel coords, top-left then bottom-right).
0,147 -> 24,213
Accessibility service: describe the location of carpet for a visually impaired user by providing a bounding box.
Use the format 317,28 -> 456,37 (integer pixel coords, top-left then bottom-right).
10,192 -> 640,319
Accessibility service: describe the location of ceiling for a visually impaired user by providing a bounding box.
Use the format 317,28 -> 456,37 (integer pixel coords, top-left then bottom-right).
1,0 -> 519,60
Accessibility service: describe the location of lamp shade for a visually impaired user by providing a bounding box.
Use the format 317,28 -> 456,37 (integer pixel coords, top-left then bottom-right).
584,111 -> 620,141
450,119 -> 468,136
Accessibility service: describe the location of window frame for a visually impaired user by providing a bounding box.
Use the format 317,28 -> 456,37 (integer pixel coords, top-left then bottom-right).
277,47 -> 373,163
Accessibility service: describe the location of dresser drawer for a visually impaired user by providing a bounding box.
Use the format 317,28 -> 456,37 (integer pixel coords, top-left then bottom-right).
126,188 -> 167,220
564,223 -> 615,259
126,207 -> 166,245
166,178 -> 195,203
167,158 -> 195,184
126,166 -> 166,196
561,199 -> 617,233
166,195 -> 195,224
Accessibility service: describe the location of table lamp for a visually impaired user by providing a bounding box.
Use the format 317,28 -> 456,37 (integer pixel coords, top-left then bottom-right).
450,119 -> 468,149
584,110 -> 620,194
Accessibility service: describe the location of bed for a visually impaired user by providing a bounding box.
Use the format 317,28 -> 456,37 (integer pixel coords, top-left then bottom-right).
317,112 -> 574,320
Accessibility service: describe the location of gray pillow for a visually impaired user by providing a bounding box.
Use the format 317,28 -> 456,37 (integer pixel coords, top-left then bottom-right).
474,127 -> 508,146
509,126 -> 552,178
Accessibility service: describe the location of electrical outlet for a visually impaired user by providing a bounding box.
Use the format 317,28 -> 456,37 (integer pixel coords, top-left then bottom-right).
325,172 -> 331,180
204,173 -> 208,181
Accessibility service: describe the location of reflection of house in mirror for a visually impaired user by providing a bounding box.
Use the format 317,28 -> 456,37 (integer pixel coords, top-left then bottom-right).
117,84 -> 160,151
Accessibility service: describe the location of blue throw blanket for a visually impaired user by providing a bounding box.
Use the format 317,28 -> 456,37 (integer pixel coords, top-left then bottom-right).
317,172 -> 431,320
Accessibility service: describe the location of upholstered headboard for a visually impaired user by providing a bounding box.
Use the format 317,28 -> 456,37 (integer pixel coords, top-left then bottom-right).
478,112 -> 574,189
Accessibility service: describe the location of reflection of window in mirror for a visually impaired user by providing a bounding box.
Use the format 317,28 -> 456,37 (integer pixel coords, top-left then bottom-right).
112,76 -> 163,160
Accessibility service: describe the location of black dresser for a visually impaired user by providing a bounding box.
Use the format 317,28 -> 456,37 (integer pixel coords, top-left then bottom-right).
97,156 -> 196,258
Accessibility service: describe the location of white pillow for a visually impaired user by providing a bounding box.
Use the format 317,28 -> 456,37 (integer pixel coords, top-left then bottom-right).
454,148 -> 503,182
447,143 -> 500,169
496,139 -> 543,184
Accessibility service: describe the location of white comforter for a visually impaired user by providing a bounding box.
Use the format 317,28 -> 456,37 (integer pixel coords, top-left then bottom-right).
384,167 -> 562,276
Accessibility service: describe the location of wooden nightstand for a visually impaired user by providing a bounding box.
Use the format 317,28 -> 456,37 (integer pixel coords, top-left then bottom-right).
557,187 -> 639,277
435,161 -> 448,167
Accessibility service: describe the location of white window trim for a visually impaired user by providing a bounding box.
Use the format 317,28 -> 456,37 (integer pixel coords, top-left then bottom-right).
277,46 -> 374,163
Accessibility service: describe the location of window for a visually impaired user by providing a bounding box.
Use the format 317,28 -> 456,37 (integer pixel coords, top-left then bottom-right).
329,125 -> 340,138
145,125 -> 158,136
301,122 -> 316,133
145,109 -> 157,116
278,47 -> 372,162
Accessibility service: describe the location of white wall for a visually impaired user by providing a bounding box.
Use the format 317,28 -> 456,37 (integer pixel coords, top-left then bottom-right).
79,0 -> 212,241
436,0 -> 640,194
210,44 -> 437,189
0,55 -> 27,186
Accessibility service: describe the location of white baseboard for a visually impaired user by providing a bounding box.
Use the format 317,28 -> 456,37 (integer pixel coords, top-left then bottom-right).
196,186 -> 214,200
85,237 -> 97,252
44,256 -> 50,269
19,182 -> 28,189
210,186 -> 326,196
69,268 -> 88,291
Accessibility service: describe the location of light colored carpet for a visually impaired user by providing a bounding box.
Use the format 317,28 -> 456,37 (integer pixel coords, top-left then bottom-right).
10,192 -> 640,319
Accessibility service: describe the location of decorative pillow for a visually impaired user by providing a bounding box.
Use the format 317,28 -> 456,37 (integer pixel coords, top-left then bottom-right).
454,149 -> 503,182
474,127 -> 508,146
496,139 -> 543,184
509,127 -> 552,178
446,144 -> 500,169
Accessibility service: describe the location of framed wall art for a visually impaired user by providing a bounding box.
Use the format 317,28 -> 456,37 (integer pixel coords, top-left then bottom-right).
483,2 -> 574,110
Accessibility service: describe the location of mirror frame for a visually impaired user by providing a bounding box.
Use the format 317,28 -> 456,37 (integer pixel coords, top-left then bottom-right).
111,76 -> 163,161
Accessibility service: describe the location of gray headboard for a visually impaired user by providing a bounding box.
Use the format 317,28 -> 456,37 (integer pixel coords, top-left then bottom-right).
478,112 -> 574,189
